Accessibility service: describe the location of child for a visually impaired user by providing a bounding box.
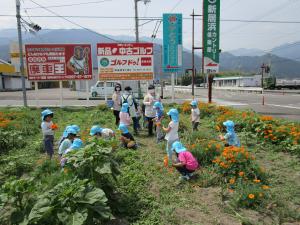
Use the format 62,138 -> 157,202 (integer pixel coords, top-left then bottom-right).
190,100 -> 200,131
118,124 -> 137,149
58,127 -> 78,157
41,109 -> 56,159
153,101 -> 164,142
60,138 -> 83,167
119,103 -> 131,126
58,125 -> 80,146
163,109 -> 179,161
171,141 -> 199,181
90,125 -> 115,139
219,120 -> 241,147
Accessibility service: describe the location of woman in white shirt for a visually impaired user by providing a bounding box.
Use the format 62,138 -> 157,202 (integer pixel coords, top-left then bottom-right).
112,84 -> 122,126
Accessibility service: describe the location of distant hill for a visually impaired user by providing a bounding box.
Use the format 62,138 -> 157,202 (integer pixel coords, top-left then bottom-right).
0,29 -> 299,79
228,48 -> 265,57
271,42 -> 300,62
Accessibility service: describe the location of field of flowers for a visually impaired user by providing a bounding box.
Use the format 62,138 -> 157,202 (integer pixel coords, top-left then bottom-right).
0,105 -> 299,225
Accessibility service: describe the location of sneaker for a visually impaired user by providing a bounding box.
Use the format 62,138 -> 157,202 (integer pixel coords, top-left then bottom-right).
179,175 -> 190,181
188,172 -> 194,178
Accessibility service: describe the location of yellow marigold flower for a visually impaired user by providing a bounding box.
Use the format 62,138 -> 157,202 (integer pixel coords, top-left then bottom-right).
248,194 -> 255,199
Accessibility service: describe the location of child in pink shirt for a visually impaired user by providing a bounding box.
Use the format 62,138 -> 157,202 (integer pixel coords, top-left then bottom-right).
171,141 -> 199,181
119,103 -> 131,126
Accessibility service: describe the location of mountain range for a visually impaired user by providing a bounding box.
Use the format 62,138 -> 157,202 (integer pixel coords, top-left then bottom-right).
0,29 -> 299,79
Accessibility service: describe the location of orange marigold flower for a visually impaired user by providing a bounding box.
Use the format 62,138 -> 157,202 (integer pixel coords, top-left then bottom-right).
262,185 -> 270,190
248,194 -> 255,199
229,178 -> 235,184
253,179 -> 261,183
228,189 -> 234,193
239,171 -> 244,177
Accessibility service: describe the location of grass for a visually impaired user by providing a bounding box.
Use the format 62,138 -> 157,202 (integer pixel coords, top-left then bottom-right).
0,106 -> 299,225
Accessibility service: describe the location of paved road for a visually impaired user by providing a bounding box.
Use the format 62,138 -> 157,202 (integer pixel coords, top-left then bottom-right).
165,88 -> 300,121
0,88 -> 299,121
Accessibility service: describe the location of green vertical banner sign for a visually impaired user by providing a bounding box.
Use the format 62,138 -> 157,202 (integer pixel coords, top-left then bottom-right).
203,0 -> 220,73
163,13 -> 183,73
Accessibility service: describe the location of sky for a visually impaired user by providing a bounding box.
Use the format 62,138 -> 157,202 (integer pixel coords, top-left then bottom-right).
1,0 -> 300,52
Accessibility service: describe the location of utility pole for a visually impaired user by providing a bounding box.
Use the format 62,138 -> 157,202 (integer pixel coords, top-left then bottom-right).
190,9 -> 202,98
16,0 -> 28,107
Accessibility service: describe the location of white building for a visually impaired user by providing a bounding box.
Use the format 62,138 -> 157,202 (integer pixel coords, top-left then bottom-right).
213,75 -> 262,88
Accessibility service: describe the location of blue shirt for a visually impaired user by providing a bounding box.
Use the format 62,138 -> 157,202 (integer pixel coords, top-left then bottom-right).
224,132 -> 241,147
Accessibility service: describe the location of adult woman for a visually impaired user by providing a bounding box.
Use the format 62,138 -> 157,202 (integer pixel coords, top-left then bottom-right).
112,83 -> 122,126
143,85 -> 159,136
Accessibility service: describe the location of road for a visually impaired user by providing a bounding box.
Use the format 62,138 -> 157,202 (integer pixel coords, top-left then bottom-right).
0,88 -> 299,121
165,88 -> 300,121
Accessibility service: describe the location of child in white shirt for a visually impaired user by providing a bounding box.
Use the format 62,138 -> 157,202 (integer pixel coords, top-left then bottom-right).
190,100 -> 200,131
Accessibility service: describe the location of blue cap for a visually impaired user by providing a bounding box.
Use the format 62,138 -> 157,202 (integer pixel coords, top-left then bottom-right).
90,125 -> 103,136
62,125 -> 72,138
153,101 -> 163,110
71,125 -> 80,133
121,103 -> 129,113
118,123 -> 129,134
167,108 -> 179,122
70,138 -> 83,150
172,141 -> 187,153
190,100 -> 198,106
66,127 -> 77,135
41,109 -> 53,121
223,120 -> 235,128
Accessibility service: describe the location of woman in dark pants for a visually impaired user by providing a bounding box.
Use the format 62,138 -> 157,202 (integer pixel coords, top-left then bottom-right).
143,85 -> 158,136
112,84 -> 122,126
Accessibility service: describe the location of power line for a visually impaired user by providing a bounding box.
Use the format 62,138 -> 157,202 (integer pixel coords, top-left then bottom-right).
222,0 -> 298,35
170,0 -> 184,12
2,14 -> 300,24
26,0 -> 119,43
23,0 -> 112,10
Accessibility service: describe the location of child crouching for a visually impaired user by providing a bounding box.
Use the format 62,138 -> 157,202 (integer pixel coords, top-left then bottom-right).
118,124 -> 137,149
60,138 -> 83,167
90,125 -> 115,139
171,141 -> 199,181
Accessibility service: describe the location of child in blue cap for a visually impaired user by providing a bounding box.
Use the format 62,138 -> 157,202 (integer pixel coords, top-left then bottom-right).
190,100 -> 200,131
163,108 -> 179,161
58,125 -> 80,146
118,124 -> 137,149
41,109 -> 55,159
90,125 -> 115,139
58,127 -> 78,157
60,138 -> 83,167
171,141 -> 199,181
153,101 -> 164,143
219,120 -> 241,147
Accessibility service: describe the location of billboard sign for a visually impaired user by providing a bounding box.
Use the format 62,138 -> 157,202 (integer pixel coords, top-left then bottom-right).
203,0 -> 220,73
97,43 -> 154,81
25,44 -> 92,81
163,13 -> 183,73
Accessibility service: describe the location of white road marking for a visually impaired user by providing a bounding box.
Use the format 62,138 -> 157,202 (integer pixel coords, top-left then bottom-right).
264,104 -> 300,110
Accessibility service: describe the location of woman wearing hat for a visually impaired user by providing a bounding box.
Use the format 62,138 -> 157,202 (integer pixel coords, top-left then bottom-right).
143,85 -> 159,136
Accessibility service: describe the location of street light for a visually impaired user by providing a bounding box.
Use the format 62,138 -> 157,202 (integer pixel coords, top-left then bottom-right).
134,0 -> 151,99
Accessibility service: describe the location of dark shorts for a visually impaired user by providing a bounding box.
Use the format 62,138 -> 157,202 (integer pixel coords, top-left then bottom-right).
44,135 -> 54,156
192,121 -> 199,131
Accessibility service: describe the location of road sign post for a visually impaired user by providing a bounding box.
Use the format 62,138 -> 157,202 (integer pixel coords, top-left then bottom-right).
163,13 -> 183,103
203,0 -> 220,103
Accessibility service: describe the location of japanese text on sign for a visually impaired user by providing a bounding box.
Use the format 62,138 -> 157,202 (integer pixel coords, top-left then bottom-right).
25,44 -> 93,81
97,43 -> 154,81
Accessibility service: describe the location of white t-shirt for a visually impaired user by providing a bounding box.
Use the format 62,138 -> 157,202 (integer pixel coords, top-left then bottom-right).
101,128 -> 114,139
143,93 -> 157,118
41,121 -> 54,136
191,108 -> 200,122
165,121 -> 179,141
58,139 -> 72,155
